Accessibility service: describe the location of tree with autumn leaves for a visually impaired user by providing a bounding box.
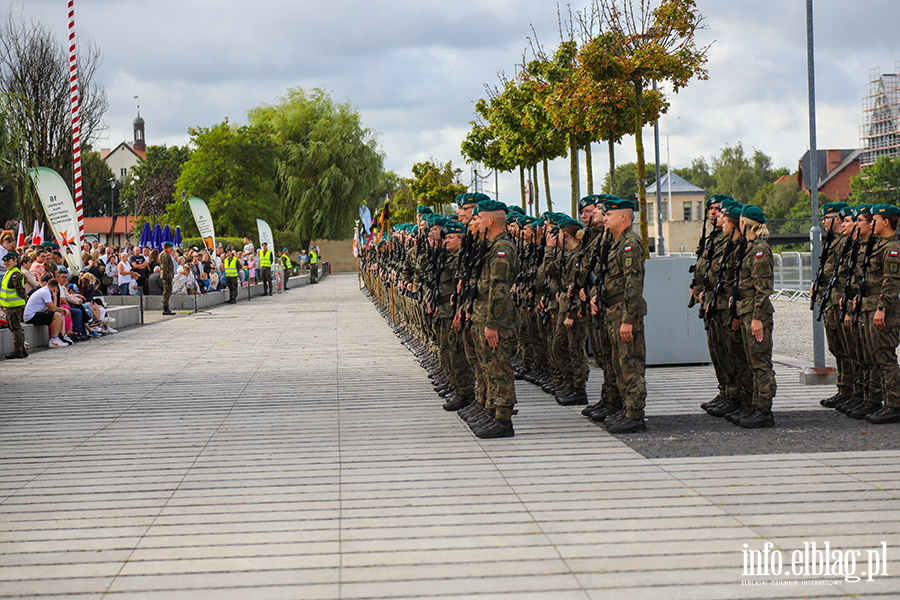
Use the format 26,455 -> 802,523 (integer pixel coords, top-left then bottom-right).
462,0 -> 709,255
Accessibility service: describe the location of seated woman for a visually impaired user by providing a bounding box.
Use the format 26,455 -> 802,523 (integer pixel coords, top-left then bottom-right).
172,266 -> 188,295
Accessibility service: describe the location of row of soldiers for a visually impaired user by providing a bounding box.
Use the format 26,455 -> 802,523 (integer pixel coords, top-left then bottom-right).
689,196 -> 778,428
810,201 -> 900,424
360,191 -> 649,437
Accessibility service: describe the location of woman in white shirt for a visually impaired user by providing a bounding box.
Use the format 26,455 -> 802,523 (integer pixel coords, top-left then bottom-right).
117,252 -> 133,295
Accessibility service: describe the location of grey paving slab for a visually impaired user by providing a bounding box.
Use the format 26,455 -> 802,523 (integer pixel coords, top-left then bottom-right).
1,273 -> 898,599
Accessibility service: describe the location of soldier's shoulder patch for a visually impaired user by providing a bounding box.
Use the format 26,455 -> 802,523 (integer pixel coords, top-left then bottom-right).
624,246 -> 632,252
497,251 -> 506,257
756,251 -> 764,258
890,250 -> 898,258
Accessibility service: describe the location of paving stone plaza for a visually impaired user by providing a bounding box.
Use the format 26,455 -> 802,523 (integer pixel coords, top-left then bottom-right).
2,273 -> 899,599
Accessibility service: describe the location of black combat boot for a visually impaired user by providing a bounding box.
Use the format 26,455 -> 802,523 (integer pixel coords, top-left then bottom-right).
820,392 -> 849,408
475,418 -> 514,439
738,408 -> 775,428
865,406 -> 900,424
443,394 -> 473,412
558,388 -> 588,406
606,415 -> 646,433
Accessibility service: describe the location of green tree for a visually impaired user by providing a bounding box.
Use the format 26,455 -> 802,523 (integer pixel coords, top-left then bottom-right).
407,159 -> 466,216
710,143 -> 787,203
751,179 -> 804,220
673,157 -> 715,191
0,9 -> 106,227
163,120 -> 279,238
363,170 -> 402,213
578,0 -> 709,254
850,157 -> 900,205
248,87 -> 384,241
602,162 -> 666,201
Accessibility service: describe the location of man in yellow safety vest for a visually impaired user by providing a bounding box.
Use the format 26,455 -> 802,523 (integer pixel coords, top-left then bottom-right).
1,252 -> 28,358
224,247 -> 239,304
259,242 -> 273,296
280,248 -> 293,291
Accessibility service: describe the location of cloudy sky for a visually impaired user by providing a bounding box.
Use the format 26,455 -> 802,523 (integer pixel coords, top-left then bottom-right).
17,0 -> 900,206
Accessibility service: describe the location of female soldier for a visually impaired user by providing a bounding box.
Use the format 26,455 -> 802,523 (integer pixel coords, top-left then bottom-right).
734,205 -> 776,428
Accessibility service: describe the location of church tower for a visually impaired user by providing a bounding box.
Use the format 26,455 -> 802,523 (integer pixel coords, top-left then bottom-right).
133,104 -> 146,153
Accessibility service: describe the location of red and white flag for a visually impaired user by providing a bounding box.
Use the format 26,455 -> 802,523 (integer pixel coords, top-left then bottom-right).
16,221 -> 25,247
31,220 -> 42,245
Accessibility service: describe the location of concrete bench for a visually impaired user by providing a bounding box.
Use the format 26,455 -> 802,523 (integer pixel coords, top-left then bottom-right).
0,303 -> 141,353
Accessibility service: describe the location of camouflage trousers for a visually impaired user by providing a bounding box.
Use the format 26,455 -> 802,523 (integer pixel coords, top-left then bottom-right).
438,319 -> 474,397
162,277 -> 172,311
843,320 -> 870,399
737,312 -> 776,410
589,312 -> 620,404
705,307 -> 746,401
605,304 -> 646,419
538,312 -> 562,381
6,306 -> 24,353
825,307 -> 854,398
473,321 -> 517,414
551,318 -> 590,389
462,326 -> 485,406
861,308 -> 900,408
526,312 -> 548,367
227,276 -> 238,303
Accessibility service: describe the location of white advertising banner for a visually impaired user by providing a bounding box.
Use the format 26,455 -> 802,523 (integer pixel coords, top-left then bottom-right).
187,197 -> 217,253
28,167 -> 83,272
256,218 -> 274,250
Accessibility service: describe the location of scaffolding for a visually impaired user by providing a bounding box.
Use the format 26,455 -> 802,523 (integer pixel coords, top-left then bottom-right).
860,61 -> 900,167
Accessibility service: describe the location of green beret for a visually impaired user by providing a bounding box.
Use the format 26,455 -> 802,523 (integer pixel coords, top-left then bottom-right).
854,204 -> 871,218
447,214 -> 460,222
508,205 -> 525,215
2,251 -> 17,262
838,205 -> 854,220
722,203 -> 743,219
874,204 -> 900,218
474,199 -> 507,215
458,193 -> 478,207
822,202 -> 847,215
416,205 -> 433,215
518,215 -> 536,227
707,194 -> 733,208
532,217 -> 545,227
163,241 -> 174,248
578,195 -> 603,212
603,197 -> 635,211
506,212 -> 519,224
741,205 -> 767,224
442,221 -> 466,236
430,216 -> 449,229
557,216 -> 581,229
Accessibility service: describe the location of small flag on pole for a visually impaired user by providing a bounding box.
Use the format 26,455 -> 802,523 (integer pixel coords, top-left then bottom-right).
16,221 -> 25,247
32,220 -> 42,245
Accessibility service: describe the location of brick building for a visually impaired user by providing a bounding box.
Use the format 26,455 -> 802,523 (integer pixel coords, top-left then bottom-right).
797,149 -> 861,201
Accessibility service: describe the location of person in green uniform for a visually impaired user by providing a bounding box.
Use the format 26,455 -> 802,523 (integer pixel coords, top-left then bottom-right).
468,199 -> 519,439
553,216 -> 592,406
259,242 -> 274,296
437,220 -> 476,411
863,204 -> 900,424
160,241 -> 176,315
734,205 -> 777,429
594,197 -> 648,433
1,252 -> 28,359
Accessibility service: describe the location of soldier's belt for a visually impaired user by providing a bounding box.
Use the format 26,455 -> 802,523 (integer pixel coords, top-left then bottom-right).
736,289 -> 755,300
601,293 -> 625,307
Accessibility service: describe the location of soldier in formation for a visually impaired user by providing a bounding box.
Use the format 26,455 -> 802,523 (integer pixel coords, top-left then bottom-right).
358,192 -> 652,437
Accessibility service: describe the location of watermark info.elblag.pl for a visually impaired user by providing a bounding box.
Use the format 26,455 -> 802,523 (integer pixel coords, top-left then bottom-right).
742,542 -> 889,585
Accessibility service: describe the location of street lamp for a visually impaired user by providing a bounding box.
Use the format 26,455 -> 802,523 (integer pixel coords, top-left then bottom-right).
180,191 -> 186,242
108,177 -> 116,247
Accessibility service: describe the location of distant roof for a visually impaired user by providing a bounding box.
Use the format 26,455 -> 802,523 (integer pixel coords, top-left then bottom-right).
798,149 -> 858,190
646,171 -> 707,195
101,141 -> 146,162
83,217 -> 136,235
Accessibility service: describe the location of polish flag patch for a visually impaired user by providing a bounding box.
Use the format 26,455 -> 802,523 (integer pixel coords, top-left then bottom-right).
891,250 -> 898,257
624,246 -> 632,252
756,251 -> 764,258
497,251 -> 506,257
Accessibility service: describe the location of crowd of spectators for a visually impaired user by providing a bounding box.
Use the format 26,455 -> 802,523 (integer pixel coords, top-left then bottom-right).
1,229 -> 318,353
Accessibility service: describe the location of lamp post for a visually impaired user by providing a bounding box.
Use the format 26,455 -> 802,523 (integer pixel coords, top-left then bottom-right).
108,176 -> 116,247
180,191 -> 187,242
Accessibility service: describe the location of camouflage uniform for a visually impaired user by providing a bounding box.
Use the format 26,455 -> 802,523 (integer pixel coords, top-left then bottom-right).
820,232 -> 855,399
552,241 -> 590,391
436,250 -> 474,399
734,238 -> 776,410
709,233 -> 751,407
582,229 -> 619,405
860,235 -> 900,410
601,227 -> 647,420
160,250 -> 175,312
472,231 -> 519,419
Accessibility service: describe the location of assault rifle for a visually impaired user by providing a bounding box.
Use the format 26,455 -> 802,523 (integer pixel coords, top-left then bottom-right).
818,229 -> 855,321
704,236 -> 736,331
449,230 -> 472,314
591,230 -> 614,330
810,227 -> 835,312
688,202 -> 711,308
728,232 -> 748,323
838,228 -> 860,321
851,234 -> 877,326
